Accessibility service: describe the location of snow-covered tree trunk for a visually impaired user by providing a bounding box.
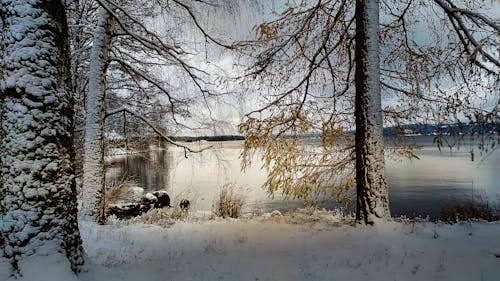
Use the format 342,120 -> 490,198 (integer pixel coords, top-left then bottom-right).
354,0 -> 390,224
0,0 -> 85,275
81,7 -> 115,224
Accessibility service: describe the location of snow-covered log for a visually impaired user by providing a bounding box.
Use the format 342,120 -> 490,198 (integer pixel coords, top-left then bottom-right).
0,0 -> 85,275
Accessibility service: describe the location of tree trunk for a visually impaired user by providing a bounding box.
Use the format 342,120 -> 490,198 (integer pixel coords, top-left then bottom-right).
354,0 -> 390,224
81,7 -> 115,224
0,0 -> 85,276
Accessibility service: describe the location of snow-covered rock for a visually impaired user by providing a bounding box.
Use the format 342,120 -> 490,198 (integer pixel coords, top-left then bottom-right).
151,191 -> 171,208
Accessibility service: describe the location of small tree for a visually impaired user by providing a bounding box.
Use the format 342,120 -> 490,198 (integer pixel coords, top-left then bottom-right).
81,4 -> 116,223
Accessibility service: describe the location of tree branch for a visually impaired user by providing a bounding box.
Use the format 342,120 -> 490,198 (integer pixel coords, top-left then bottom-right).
433,0 -> 500,73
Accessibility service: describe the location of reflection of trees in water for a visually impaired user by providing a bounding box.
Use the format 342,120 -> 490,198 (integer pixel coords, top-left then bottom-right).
110,150 -> 172,191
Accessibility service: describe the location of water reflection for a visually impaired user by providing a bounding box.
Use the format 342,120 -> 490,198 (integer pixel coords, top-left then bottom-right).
107,149 -> 172,191
106,137 -> 499,219
386,138 -> 499,218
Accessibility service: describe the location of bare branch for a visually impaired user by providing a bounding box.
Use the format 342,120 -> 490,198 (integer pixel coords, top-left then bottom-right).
171,0 -> 234,49
433,0 -> 500,72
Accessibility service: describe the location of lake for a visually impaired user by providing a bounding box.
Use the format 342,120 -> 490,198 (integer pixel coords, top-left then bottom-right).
106,136 -> 499,219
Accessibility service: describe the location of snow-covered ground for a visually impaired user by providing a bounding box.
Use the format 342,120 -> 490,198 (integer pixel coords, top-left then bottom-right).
2,209 -> 500,281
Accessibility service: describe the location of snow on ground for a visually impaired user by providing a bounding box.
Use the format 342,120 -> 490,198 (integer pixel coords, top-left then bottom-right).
2,209 -> 500,281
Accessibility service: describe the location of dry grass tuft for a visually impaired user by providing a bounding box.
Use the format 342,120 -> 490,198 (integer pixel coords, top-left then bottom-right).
131,208 -> 175,226
213,183 -> 246,218
106,176 -> 136,207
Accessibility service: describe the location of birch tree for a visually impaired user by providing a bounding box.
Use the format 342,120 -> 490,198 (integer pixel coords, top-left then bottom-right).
0,0 -> 85,276
239,0 -> 499,224
67,0 -> 98,174
81,5 -> 115,223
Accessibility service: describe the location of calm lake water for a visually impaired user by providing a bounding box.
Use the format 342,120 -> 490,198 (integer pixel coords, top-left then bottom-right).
106,136 -> 499,219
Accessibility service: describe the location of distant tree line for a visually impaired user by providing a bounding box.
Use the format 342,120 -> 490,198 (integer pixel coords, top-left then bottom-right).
383,122 -> 500,136
172,135 -> 246,142
110,122 -> 498,143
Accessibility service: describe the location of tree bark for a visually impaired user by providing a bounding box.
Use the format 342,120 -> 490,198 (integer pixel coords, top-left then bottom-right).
354,0 -> 390,224
81,7 -> 115,224
0,0 -> 85,275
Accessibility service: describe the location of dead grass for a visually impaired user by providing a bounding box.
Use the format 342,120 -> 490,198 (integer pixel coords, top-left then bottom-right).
213,183 -> 246,218
106,178 -> 135,206
128,208 -> 175,226
443,197 -> 499,223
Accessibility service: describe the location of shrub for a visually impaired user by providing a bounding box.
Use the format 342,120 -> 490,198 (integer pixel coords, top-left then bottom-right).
213,183 -> 245,218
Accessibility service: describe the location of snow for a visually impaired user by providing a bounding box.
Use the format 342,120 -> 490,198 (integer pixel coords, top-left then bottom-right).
131,186 -> 145,198
105,131 -> 126,141
2,210 -> 499,281
143,192 -> 157,201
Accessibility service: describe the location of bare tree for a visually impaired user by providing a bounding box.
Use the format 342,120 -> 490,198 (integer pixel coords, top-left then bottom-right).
0,0 -> 85,276
81,5 -> 116,223
239,0 -> 498,224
